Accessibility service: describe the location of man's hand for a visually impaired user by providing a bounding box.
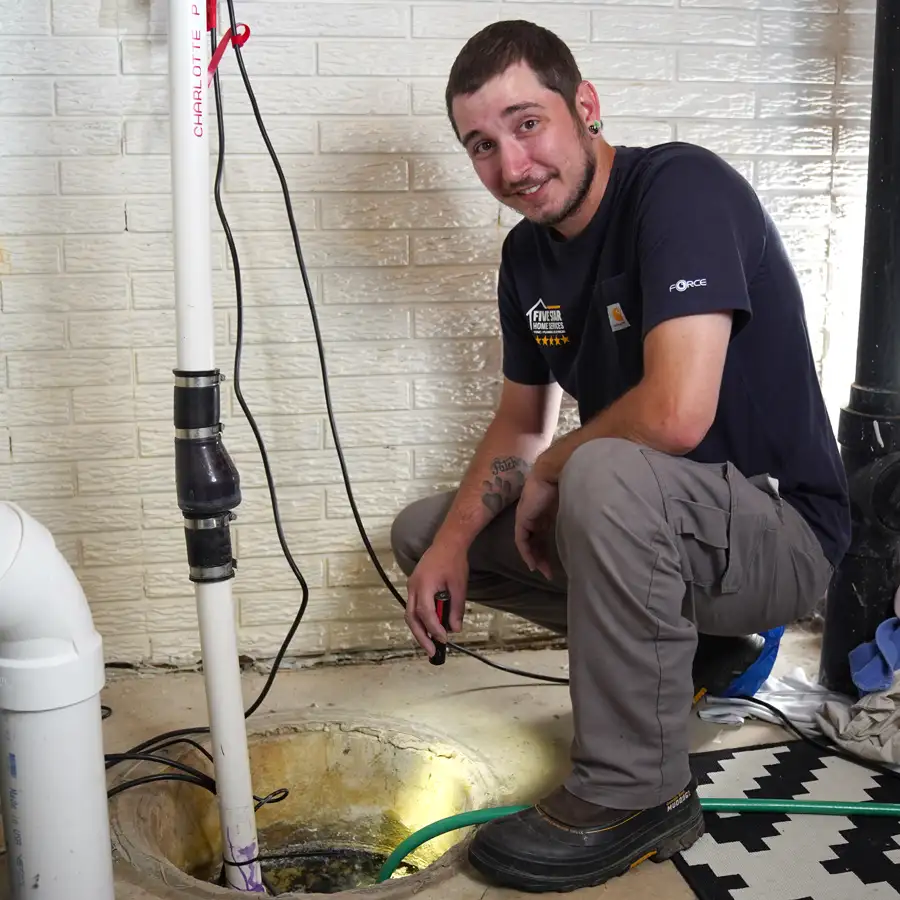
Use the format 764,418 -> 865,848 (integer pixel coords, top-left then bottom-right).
404,543 -> 469,657
514,473 -> 559,580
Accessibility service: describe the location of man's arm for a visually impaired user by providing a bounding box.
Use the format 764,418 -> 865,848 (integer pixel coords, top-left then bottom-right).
534,311 -> 732,482
535,150 -> 761,483
403,378 -> 561,653
434,378 -> 563,551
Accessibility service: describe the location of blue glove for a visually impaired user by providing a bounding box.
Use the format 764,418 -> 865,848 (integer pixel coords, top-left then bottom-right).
849,616 -> 900,694
721,626 -> 785,698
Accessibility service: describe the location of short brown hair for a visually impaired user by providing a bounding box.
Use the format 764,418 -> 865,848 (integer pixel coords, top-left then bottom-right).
445,20 -> 583,141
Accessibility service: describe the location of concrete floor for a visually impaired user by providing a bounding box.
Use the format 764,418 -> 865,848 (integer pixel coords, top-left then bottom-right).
89,626 -> 823,899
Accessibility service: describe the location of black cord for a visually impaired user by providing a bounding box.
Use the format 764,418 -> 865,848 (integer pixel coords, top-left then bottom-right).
107,772 -> 212,800
735,693 -> 900,784
109,6 -> 570,798
103,18 -> 563,891
220,0 -> 568,687
210,26 -> 313,719
120,724 -> 210,759
142,736 -> 214,764
105,752 -> 216,787
257,788 -> 290,810
101,23 -> 306,805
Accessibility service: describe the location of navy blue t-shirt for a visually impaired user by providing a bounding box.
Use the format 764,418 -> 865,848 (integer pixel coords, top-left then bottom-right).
498,141 -> 850,568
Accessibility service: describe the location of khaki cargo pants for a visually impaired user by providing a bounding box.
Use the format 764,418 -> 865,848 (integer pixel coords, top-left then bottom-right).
390,437 -> 833,809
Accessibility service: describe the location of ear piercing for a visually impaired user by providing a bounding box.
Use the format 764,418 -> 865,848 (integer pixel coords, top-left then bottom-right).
588,119 -> 602,134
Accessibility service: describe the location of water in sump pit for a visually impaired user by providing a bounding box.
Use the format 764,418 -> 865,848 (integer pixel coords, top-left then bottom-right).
200,814 -> 425,893
258,844 -> 419,894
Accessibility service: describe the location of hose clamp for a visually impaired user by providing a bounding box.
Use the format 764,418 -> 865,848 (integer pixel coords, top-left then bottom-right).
173,372 -> 223,388
184,513 -> 234,531
175,424 -> 222,440
190,563 -> 234,581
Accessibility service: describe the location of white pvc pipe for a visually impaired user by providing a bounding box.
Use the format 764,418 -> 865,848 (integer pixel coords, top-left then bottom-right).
169,0 -> 215,372
196,582 -> 265,892
0,698 -> 111,900
0,502 -> 114,900
168,1 -> 264,891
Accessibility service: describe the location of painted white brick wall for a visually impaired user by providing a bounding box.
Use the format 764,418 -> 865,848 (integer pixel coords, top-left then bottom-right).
0,0 -> 877,666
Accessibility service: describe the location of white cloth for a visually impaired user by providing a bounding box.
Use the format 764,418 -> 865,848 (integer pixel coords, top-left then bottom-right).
818,668 -> 900,766
697,666 -> 852,738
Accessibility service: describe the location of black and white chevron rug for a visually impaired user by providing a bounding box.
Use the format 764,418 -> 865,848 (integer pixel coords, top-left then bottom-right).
676,740 -> 900,899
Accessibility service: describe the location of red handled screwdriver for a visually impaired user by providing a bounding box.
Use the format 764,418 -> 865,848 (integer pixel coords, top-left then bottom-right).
429,589 -> 452,666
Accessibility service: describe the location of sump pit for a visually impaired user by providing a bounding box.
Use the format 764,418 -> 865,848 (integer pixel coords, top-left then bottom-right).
108,712 -> 501,897
249,843 -> 418,894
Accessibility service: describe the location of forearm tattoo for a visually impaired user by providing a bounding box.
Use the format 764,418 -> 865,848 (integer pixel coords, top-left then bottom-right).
482,456 -> 531,515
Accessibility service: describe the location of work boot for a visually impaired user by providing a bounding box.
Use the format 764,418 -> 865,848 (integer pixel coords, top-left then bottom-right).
691,632 -> 766,704
467,779 -> 705,893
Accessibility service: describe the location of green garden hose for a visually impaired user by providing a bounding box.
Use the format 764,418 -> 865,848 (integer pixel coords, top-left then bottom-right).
376,806 -> 527,883
375,797 -> 900,883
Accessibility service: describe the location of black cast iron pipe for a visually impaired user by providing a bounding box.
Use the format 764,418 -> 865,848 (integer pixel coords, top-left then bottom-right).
818,0 -> 900,696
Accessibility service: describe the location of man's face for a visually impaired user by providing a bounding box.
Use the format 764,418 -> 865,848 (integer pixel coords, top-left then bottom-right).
452,62 -> 596,229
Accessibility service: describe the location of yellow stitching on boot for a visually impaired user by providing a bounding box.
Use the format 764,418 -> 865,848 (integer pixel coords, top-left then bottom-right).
535,806 -> 644,834
630,850 -> 657,868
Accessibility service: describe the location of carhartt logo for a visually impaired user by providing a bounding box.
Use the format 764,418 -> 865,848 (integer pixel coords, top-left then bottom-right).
670,278 -> 707,292
607,303 -> 630,332
527,298 -> 570,347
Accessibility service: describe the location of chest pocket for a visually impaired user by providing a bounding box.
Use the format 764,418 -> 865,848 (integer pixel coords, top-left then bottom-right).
574,272 -> 645,423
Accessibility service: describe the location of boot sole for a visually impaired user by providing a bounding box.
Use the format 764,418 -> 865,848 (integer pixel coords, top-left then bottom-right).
467,807 -> 706,894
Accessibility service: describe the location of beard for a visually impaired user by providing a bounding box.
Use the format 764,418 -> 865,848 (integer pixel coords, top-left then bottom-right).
529,138 -> 596,229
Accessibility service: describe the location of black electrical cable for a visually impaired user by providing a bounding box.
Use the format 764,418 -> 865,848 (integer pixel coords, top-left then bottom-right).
221,0 -> 568,687
210,27 -> 313,720
109,8 -> 569,800
106,772 -> 213,801
103,16 -> 562,890
140,736 -> 213,764
106,744 -> 287,810
118,724 -> 210,759
101,22 -> 306,805
736,693 -> 900,784
105,752 -> 216,787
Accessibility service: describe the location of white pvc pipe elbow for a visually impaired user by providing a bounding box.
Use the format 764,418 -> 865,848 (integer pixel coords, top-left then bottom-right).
0,501 -> 114,900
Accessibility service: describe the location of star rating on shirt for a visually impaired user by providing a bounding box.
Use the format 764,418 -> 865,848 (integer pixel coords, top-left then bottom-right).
534,335 -> 570,346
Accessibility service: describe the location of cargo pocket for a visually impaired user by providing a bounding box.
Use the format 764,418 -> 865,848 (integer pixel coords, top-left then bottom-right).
669,462 -> 774,594
669,498 -> 730,589
720,462 -> 776,595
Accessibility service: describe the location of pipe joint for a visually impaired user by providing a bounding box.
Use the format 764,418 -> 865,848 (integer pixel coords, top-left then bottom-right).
173,368 -> 242,518
183,513 -> 237,583
838,405 -> 900,457
850,452 -> 900,537
0,502 -> 106,713
834,406 -> 900,540
173,369 -> 241,584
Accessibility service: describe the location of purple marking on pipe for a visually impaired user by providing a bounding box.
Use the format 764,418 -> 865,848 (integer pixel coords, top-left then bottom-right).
226,828 -> 266,893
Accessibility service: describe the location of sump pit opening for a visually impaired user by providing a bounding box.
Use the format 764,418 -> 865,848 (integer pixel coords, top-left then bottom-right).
109,713 -> 500,897
241,843 -> 418,894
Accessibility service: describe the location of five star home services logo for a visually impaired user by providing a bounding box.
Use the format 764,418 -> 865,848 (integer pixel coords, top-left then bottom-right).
526,298 -> 570,347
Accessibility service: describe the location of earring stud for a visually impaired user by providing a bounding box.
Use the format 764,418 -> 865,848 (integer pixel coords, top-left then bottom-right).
588,119 -> 601,134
